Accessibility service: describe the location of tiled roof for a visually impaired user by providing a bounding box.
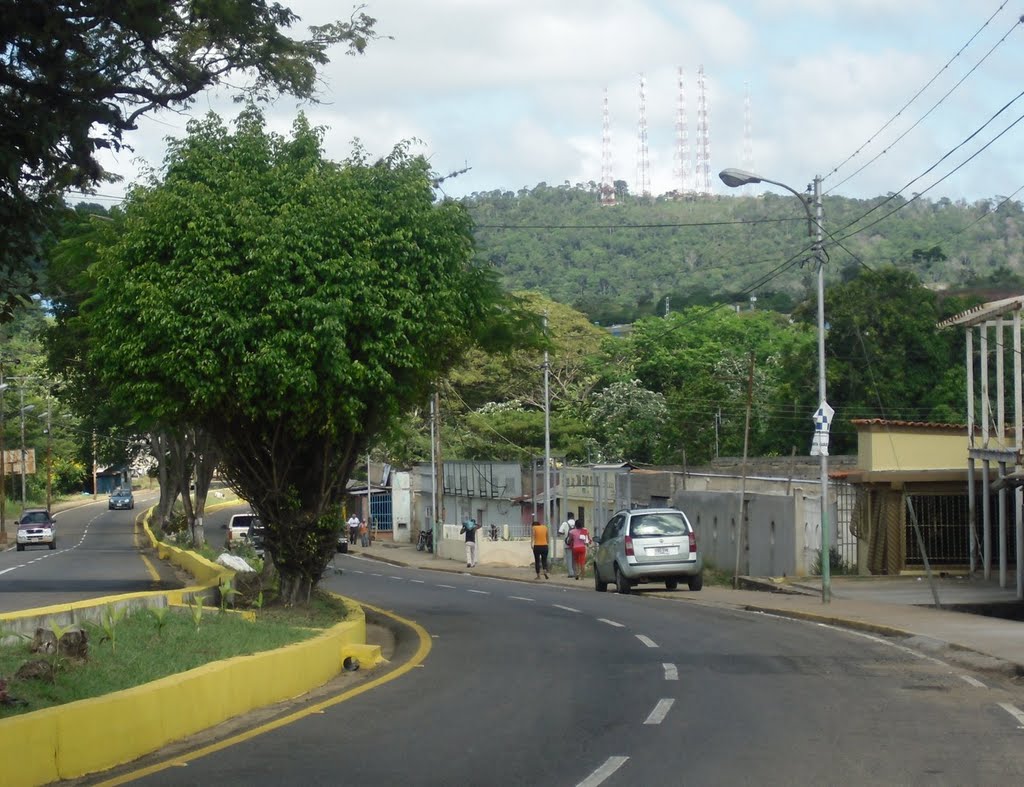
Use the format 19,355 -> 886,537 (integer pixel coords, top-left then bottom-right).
850,418 -> 967,431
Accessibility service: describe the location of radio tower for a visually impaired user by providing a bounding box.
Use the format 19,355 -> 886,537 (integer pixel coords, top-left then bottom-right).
636,73 -> 651,198
673,67 -> 691,198
600,88 -> 616,206
741,82 -> 754,185
694,64 -> 711,196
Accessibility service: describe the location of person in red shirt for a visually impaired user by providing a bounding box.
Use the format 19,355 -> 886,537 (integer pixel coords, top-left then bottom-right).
568,520 -> 591,580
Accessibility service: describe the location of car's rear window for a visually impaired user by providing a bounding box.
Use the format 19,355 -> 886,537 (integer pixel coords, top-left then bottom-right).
629,513 -> 689,537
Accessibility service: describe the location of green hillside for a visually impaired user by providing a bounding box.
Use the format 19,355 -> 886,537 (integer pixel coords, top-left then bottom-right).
465,183 -> 1024,322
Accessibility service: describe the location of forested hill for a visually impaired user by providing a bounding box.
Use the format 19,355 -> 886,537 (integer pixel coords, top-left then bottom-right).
463,183 -> 1024,323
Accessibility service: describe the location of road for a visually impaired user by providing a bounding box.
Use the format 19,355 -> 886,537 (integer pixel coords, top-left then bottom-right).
110,552 -> 1024,787
0,491 -> 180,612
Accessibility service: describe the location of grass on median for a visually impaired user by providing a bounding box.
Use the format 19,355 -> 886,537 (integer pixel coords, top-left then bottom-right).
0,592 -> 350,718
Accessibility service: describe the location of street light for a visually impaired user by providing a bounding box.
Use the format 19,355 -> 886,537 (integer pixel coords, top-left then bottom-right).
718,167 -> 832,604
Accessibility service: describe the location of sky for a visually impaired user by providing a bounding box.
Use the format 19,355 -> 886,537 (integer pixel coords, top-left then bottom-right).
89,0 -> 1024,207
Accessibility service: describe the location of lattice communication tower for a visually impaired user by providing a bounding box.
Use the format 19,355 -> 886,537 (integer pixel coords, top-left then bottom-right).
636,73 -> 651,198
600,87 -> 616,206
673,66 -> 692,197
694,64 -> 711,196
741,82 -> 754,183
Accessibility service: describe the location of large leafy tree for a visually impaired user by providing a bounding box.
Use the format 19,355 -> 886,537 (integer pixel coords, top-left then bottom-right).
85,109 -> 503,604
1,1 -> 380,321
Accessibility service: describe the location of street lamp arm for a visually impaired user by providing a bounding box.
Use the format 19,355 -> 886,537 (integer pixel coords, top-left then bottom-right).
718,168 -> 813,229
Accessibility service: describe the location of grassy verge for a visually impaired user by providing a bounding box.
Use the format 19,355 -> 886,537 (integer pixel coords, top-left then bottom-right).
0,593 -> 349,718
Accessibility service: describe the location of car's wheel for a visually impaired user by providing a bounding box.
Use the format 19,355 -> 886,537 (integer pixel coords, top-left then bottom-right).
339,544 -> 348,554
665,579 -> 678,590
594,564 -> 608,592
16,543 -> 24,551
688,572 -> 704,591
615,565 -> 631,594
49,541 -> 56,550
108,504 -> 113,510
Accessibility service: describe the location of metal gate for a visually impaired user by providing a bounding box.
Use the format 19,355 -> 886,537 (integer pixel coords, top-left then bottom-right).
370,491 -> 393,534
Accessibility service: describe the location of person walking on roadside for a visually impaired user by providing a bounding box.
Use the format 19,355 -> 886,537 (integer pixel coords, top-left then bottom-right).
359,518 -> 370,548
531,520 -> 549,579
568,519 -> 592,580
461,518 -> 479,567
558,512 -> 576,578
347,513 -> 360,548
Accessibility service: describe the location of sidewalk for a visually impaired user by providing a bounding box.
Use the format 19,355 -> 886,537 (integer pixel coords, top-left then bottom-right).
348,540 -> 1024,677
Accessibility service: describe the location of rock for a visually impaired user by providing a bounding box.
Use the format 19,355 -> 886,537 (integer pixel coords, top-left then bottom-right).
59,629 -> 89,662
15,658 -> 54,682
30,628 -> 57,655
215,553 -> 256,573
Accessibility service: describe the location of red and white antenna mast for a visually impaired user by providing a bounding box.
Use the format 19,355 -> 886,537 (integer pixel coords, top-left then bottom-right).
600,87 -> 616,206
741,81 -> 754,184
637,73 -> 651,198
695,64 -> 711,196
673,66 -> 691,197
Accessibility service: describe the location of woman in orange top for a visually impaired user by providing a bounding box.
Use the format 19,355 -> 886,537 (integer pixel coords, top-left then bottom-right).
531,520 -> 549,579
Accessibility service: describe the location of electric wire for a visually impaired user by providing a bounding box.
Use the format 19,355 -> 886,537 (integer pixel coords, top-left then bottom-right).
823,0 -> 1013,185
825,12 -> 1023,195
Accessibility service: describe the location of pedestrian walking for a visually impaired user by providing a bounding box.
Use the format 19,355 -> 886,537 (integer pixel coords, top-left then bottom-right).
347,513 -> 360,547
531,520 -> 549,579
461,518 -> 479,567
568,519 -> 591,580
558,513 -> 577,578
359,518 -> 370,548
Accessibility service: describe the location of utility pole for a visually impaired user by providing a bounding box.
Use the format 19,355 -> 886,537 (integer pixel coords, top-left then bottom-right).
44,398 -> 52,510
0,373 -> 7,544
733,352 -> 755,587
543,313 -> 553,553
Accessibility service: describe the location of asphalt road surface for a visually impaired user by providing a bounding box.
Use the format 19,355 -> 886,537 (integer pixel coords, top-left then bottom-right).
108,552 -> 1024,787
0,491 -> 179,612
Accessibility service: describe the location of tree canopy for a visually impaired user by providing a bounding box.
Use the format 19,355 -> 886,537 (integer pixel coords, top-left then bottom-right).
84,109 -> 506,603
1,1 -> 380,321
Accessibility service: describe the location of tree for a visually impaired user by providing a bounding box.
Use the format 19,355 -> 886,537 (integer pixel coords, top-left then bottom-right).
1,1 -> 381,321
85,109 -> 507,604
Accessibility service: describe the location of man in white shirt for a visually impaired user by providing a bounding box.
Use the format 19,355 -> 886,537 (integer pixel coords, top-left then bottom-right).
347,513 -> 360,549
557,513 -> 576,578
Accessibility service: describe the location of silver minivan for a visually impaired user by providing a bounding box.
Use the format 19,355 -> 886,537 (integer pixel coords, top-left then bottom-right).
593,508 -> 703,594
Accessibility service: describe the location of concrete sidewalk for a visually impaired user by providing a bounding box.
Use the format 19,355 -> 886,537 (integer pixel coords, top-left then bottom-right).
347,540 -> 1024,677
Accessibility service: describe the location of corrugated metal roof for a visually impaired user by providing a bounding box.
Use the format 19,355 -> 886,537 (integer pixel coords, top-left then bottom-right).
936,295 -> 1024,328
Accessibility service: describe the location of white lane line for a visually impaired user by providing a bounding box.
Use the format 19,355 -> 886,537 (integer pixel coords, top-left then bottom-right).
388,576 -> 404,580
438,584 -> 456,589
509,596 -> 535,602
370,573 -> 383,577
998,702 -> 1024,728
576,756 -> 629,787
409,579 -> 425,584
960,675 -> 987,688
467,589 -> 490,595
597,618 -> 624,628
636,634 -> 658,648
662,663 -> 678,681
644,698 -> 675,725
553,604 -> 581,613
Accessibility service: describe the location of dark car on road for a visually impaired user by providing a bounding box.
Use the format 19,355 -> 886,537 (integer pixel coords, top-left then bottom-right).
108,487 -> 135,510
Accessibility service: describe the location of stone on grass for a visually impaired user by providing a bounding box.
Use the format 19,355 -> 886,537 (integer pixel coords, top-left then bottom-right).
216,553 -> 256,573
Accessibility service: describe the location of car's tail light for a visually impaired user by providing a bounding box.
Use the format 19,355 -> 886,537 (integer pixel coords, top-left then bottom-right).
689,531 -> 697,554
625,536 -> 634,556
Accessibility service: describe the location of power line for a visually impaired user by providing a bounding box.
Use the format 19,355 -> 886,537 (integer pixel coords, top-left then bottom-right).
825,11 -> 1022,195
823,1 -> 1014,185
473,217 -> 801,230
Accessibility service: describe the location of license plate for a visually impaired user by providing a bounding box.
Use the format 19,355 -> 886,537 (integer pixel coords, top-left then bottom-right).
649,546 -> 676,556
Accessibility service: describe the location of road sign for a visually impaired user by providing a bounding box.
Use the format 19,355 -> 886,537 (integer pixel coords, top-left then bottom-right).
810,401 -> 835,457
1,448 -> 36,474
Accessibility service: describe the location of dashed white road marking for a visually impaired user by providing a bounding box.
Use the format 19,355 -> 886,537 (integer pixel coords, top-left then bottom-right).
998,702 -> 1024,728
960,675 -> 987,688
509,596 -> 534,602
598,618 -> 624,628
662,663 -> 678,681
437,584 -> 456,589
369,573 -> 383,577
553,604 -> 580,613
467,589 -> 489,595
576,756 -> 629,787
409,579 -> 425,584
644,698 -> 675,725
636,634 -> 658,648
388,576 -> 403,580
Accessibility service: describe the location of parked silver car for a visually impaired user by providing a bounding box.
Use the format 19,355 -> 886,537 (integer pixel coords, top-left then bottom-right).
592,507 -> 703,594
